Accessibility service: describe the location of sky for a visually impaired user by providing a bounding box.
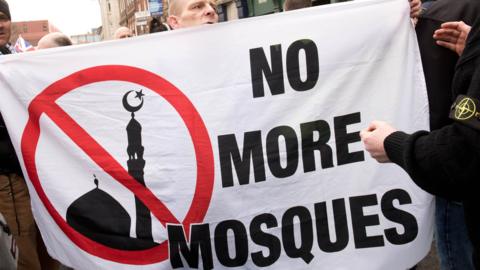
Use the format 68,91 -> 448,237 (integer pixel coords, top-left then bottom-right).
9,0 -> 102,36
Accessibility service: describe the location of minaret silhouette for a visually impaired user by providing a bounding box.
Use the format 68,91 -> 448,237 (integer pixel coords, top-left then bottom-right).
64,91 -> 158,250
124,91 -> 153,241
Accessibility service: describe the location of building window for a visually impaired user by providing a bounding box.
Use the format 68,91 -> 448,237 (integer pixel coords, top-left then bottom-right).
217,4 -> 227,22
236,0 -> 248,19
108,2 -> 111,11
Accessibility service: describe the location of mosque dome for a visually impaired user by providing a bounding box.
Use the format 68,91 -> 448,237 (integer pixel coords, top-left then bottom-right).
66,178 -> 157,250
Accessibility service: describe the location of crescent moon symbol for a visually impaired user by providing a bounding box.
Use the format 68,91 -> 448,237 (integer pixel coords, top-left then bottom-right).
122,90 -> 144,113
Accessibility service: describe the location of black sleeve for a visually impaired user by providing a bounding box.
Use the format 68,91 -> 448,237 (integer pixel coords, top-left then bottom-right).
384,57 -> 480,201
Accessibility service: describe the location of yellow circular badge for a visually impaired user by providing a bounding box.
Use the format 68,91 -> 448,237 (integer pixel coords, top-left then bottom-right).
455,98 -> 476,120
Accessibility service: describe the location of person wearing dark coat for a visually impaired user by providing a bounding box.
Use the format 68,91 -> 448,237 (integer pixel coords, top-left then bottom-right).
415,1 -> 480,269
361,19 -> 480,269
0,1 -> 60,269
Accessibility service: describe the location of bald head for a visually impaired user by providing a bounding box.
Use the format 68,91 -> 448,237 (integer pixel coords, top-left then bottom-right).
37,32 -> 72,49
114,26 -> 133,39
167,0 -> 218,29
168,0 -> 183,16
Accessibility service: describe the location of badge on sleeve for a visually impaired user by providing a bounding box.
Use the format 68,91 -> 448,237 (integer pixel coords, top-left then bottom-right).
449,95 -> 480,130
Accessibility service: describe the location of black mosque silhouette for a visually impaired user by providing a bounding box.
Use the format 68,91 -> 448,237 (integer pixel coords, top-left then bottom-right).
66,90 -> 157,250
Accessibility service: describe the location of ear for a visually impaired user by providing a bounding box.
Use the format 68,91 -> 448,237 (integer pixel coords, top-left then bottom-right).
167,16 -> 180,30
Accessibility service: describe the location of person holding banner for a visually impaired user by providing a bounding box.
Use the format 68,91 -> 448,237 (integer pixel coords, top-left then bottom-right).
415,1 -> 479,269
0,1 -> 60,269
361,19 -> 480,268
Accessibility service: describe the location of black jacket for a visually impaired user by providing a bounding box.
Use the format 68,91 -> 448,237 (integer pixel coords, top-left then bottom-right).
416,0 -> 480,130
384,19 -> 480,268
0,46 -> 22,175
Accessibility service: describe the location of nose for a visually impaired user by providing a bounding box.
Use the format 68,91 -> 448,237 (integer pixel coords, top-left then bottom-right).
204,4 -> 216,17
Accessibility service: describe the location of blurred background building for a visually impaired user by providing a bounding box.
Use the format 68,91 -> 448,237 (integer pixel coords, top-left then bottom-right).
70,27 -> 102,45
99,0 -> 122,40
10,20 -> 61,46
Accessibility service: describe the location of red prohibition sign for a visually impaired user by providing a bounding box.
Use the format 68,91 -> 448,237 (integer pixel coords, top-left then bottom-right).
21,65 -> 214,265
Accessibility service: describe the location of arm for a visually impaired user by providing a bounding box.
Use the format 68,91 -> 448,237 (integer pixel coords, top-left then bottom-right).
361,124 -> 473,200
361,56 -> 480,200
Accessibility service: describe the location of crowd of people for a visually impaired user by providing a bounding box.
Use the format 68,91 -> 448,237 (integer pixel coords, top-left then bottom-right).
1,0 -> 479,269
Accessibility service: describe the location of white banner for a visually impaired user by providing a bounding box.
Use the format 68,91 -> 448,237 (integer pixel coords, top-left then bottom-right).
0,0 -> 432,269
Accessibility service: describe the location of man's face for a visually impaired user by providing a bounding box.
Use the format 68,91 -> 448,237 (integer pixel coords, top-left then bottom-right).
0,11 -> 11,47
168,0 -> 218,29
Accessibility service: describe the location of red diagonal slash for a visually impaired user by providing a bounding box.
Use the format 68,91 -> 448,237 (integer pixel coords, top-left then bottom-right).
21,65 -> 214,264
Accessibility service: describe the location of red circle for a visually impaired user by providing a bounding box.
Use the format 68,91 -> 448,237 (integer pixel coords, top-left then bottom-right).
21,65 -> 214,264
